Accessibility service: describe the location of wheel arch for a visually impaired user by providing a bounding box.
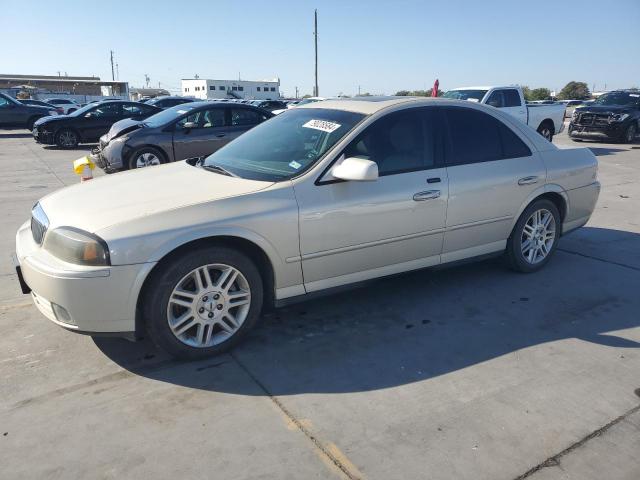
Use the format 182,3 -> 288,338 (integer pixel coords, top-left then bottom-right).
537,118 -> 556,132
510,185 -> 568,236
134,234 -> 276,336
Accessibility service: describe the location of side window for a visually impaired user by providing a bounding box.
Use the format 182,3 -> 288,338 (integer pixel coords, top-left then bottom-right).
122,104 -> 143,117
343,108 -> 433,176
201,108 -> 226,128
486,90 -> 504,108
91,103 -> 121,118
231,108 -> 265,126
503,89 -> 521,107
0,96 -> 10,108
499,123 -> 531,158
444,108 -> 502,165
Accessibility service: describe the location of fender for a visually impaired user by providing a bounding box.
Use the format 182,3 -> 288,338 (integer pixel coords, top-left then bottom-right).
509,183 -> 568,232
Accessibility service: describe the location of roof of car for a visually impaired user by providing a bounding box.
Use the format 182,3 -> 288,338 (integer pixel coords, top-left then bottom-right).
299,96 -> 424,114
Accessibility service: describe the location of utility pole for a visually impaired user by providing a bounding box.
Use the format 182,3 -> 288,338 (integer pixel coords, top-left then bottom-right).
116,63 -> 119,81
314,9 -> 318,97
358,85 -> 361,96
110,50 -> 115,81
295,86 -> 299,99
145,74 -> 150,88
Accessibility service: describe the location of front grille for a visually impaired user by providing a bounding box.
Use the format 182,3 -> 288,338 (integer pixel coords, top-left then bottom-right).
30,203 -> 49,245
577,113 -> 611,126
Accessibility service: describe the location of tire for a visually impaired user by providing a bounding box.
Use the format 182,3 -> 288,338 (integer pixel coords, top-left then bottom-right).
506,199 -> 560,273
622,123 -> 637,144
55,128 -> 79,148
571,138 -> 583,142
537,122 -> 554,142
26,116 -> 42,131
143,246 -> 264,359
128,147 -> 167,169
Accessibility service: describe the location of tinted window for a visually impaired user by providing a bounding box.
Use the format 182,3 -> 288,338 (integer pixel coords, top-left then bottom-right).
503,89 -> 521,107
0,96 -> 10,107
90,103 -> 121,118
231,108 -> 266,126
486,91 -> 504,108
343,108 -> 436,175
177,108 -> 224,128
444,108 -> 502,165
499,123 -> 531,158
122,104 -> 143,116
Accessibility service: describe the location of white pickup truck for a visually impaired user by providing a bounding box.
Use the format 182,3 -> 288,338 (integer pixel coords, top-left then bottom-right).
443,86 -> 566,142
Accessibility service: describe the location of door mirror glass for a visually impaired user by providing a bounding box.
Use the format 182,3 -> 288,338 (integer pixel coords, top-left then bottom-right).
183,121 -> 198,130
331,157 -> 378,182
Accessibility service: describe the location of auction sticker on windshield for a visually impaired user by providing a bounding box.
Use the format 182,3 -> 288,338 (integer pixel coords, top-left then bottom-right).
303,119 -> 342,133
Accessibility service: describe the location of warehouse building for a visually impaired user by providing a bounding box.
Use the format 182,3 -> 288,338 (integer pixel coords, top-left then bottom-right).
0,74 -> 128,97
181,78 -> 280,100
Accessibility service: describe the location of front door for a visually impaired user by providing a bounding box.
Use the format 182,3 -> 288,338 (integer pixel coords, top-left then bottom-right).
295,107 -> 448,292
441,106 -> 546,262
81,102 -> 123,141
172,107 -> 228,160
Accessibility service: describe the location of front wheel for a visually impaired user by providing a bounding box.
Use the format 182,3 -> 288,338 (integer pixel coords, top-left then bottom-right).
55,128 -> 79,148
129,147 -> 166,169
622,123 -> 637,144
143,246 -> 264,359
506,199 -> 560,273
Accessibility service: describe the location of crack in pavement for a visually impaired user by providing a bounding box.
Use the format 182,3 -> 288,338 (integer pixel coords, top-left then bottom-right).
513,402 -> 640,479
558,248 -> 640,272
230,351 -> 363,480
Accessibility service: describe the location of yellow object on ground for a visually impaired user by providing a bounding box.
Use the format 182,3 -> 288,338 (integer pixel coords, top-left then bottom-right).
73,156 -> 96,175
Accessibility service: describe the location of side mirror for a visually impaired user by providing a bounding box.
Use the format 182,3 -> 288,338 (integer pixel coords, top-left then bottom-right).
331,157 -> 378,182
85,112 -> 95,118
183,121 -> 197,130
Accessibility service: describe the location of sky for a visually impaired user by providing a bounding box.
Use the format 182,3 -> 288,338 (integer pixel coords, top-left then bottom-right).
2,0 -> 639,97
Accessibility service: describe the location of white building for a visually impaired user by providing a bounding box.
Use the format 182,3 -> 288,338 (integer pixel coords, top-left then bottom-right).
181,78 -> 280,100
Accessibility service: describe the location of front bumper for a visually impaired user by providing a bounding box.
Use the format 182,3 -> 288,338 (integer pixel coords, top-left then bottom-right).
32,127 -> 55,145
92,136 -> 126,172
568,121 -> 627,139
15,221 -> 156,335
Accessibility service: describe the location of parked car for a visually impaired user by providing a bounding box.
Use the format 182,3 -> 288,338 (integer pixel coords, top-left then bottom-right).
0,92 -> 59,129
44,98 -> 80,114
250,100 -> 287,112
32,101 -> 162,148
443,86 -> 566,141
272,97 -> 326,115
18,99 -> 64,115
14,97 -> 600,359
145,96 -> 196,109
569,90 -> 640,143
92,102 -> 272,172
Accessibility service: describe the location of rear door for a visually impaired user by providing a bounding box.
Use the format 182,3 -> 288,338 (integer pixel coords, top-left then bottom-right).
0,95 -> 24,125
441,106 -> 545,262
172,107 -> 228,160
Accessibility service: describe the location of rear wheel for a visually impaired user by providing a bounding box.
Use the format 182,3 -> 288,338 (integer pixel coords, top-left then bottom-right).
129,147 -> 166,169
55,128 -> 79,148
143,246 -> 264,359
506,199 -> 560,273
537,122 -> 554,142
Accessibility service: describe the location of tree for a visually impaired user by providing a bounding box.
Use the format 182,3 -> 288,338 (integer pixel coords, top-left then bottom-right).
356,92 -> 373,97
394,89 -> 442,97
521,86 -> 532,101
558,81 -> 591,100
529,88 -> 552,101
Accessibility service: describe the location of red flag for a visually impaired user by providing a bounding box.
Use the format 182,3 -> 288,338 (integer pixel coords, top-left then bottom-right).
431,79 -> 439,97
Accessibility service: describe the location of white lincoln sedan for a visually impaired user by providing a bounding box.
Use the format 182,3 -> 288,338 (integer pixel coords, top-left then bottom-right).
15,97 -> 600,358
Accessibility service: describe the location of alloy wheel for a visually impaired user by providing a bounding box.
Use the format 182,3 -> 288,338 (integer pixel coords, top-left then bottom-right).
540,127 -> 552,141
167,264 -> 251,348
59,131 -> 77,147
521,208 -> 556,264
135,152 -> 161,168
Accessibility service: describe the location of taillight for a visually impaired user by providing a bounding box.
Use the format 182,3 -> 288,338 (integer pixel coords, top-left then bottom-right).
57,108 -> 64,114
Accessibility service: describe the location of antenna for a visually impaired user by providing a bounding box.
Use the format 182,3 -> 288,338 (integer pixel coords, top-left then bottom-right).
314,9 -> 319,96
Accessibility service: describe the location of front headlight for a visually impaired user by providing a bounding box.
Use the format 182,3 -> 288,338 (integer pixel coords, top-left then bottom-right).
572,110 -> 580,120
43,227 -> 110,266
610,113 -> 629,122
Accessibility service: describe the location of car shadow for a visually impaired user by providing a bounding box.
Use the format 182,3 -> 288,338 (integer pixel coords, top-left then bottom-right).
0,132 -> 32,139
42,144 -> 96,152
588,147 -> 627,156
94,226 -> 640,396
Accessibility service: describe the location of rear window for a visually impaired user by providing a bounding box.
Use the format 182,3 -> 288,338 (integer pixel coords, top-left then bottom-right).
503,89 -> 521,107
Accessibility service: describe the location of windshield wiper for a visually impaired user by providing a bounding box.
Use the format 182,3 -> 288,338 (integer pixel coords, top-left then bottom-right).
200,163 -> 237,177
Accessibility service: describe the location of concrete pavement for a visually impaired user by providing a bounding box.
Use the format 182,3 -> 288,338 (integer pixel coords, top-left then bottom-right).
1,128 -> 639,479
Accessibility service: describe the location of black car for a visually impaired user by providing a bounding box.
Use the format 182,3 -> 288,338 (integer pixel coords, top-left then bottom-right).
569,90 -> 640,143
145,96 -> 196,109
250,100 -> 287,112
32,101 -> 162,148
18,99 -> 64,114
93,102 -> 273,172
0,92 -> 59,129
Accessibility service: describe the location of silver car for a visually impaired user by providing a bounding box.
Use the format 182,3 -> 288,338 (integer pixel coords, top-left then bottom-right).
15,97 -> 600,358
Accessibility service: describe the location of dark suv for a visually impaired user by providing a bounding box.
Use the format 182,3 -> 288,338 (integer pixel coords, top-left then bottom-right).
145,96 -> 196,109
0,92 -> 58,130
569,90 -> 640,143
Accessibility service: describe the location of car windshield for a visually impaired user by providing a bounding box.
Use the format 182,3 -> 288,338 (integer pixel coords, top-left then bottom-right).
143,104 -> 199,127
203,108 -> 365,181
442,90 -> 488,102
593,92 -> 640,106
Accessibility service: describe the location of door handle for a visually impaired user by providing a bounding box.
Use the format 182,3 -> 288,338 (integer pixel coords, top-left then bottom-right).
216,133 -> 226,138
413,190 -> 441,201
518,176 -> 539,186
426,177 -> 441,184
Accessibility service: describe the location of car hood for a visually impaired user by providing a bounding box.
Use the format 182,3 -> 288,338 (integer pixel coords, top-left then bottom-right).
575,105 -> 634,115
38,161 -> 273,233
104,118 -> 146,143
34,115 -> 74,127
